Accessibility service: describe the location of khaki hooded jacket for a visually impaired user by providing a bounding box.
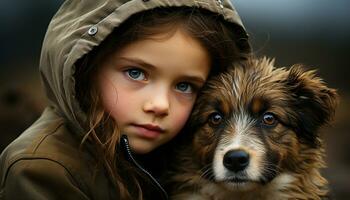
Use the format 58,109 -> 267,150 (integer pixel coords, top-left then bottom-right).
0,0 -> 250,199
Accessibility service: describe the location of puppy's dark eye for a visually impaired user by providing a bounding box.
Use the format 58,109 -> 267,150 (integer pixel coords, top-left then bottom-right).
262,112 -> 277,126
209,112 -> 223,126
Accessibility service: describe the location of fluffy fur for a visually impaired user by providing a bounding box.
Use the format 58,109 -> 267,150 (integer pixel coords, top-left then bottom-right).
166,57 -> 338,200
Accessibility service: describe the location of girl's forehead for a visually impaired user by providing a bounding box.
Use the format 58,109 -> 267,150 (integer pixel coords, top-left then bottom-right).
107,30 -> 211,79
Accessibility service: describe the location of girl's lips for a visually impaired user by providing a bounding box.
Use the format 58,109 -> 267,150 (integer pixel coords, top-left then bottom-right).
132,124 -> 165,139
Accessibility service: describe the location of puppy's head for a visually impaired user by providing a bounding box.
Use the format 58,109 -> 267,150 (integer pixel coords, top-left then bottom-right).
189,57 -> 338,191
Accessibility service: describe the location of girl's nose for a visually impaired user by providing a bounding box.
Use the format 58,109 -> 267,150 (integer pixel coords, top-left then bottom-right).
143,90 -> 169,117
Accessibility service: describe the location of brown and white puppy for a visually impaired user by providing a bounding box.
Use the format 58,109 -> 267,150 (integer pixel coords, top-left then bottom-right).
167,57 -> 338,200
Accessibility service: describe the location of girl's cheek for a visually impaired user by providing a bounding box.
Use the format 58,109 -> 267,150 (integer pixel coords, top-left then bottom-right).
172,101 -> 195,132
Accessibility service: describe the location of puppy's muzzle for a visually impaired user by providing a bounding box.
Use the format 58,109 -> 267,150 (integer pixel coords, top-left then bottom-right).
223,150 -> 250,172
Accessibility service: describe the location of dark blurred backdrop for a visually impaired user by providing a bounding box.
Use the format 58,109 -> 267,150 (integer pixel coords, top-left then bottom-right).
0,0 -> 349,199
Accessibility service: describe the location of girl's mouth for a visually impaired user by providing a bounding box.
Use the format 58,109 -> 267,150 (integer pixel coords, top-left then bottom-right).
132,124 -> 165,139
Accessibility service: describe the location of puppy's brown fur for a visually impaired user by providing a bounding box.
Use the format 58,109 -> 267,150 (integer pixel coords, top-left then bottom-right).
167,57 -> 338,200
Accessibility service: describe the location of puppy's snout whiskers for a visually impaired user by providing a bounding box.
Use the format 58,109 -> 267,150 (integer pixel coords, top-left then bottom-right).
200,164 -> 215,180
258,161 -> 281,183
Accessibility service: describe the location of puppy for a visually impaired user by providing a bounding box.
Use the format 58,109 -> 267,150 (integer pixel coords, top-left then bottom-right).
166,57 -> 338,200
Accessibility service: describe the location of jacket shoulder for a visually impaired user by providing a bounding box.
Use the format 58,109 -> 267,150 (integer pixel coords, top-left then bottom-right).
1,158 -> 89,199
0,107 -> 109,199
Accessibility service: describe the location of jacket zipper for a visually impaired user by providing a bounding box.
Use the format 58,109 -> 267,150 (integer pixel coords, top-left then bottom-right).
120,135 -> 169,200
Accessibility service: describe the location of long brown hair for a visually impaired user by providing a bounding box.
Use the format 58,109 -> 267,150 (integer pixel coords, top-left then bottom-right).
75,6 -> 251,200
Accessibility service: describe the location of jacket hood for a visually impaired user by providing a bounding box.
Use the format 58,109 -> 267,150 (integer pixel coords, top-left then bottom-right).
39,0 -> 250,135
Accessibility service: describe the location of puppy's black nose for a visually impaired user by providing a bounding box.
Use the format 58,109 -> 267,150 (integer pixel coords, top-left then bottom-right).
223,150 -> 250,172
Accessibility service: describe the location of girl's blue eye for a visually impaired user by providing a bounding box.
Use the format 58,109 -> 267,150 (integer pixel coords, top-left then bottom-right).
176,82 -> 193,93
126,68 -> 146,81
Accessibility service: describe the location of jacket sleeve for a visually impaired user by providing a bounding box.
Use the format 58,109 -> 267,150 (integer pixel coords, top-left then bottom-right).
2,158 -> 90,200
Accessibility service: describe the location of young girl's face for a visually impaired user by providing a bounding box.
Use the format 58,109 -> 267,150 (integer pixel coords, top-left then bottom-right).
97,29 -> 210,154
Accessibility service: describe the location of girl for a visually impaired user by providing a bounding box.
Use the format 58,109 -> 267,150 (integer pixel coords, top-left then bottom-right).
0,0 -> 251,199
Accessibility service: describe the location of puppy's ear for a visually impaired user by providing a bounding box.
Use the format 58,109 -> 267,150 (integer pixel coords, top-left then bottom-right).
286,65 -> 338,146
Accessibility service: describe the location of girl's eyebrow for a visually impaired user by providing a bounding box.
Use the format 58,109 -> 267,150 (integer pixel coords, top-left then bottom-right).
118,57 -> 156,70
181,75 -> 206,85
117,56 -> 206,84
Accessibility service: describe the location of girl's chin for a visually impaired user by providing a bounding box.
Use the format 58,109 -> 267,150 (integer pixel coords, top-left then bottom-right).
128,138 -> 160,154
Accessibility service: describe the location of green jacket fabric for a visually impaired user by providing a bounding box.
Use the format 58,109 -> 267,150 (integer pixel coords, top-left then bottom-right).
0,0 -> 249,199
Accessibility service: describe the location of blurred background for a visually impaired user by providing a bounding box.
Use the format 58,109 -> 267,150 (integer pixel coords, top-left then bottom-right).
0,0 -> 349,198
